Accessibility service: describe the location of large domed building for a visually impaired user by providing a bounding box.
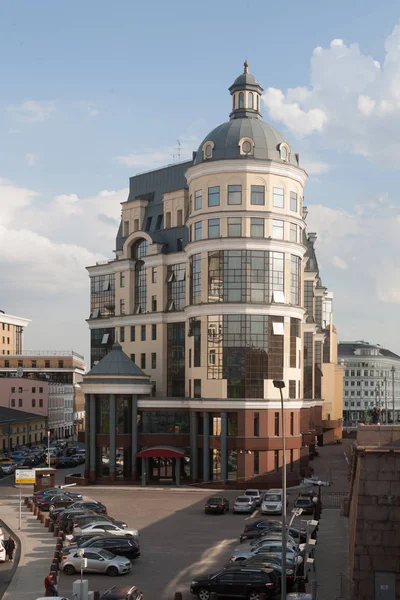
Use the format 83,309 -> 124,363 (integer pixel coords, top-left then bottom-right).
83,64 -> 343,487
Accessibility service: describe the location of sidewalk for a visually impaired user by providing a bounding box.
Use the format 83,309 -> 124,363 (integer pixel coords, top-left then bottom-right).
0,497 -> 58,600
313,508 -> 349,600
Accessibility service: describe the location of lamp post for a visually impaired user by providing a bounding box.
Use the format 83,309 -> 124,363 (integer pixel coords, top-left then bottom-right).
392,366 -> 395,424
273,379 -> 286,600
385,376 -> 388,424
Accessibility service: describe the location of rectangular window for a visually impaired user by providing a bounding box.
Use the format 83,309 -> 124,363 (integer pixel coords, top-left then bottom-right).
290,411 -> 294,435
141,353 -> 146,369
253,450 -> 259,475
39,399 -> 43,408
273,187 -> 284,208
250,217 -> 264,238
32,387 -> 36,393
130,326 -> 135,342
227,217 -> 242,237
45,360 -> 50,368
208,349 -> 216,365
130,353 -> 135,364
152,295 -> 157,311
151,353 -> 157,369
11,399 -> 15,407
11,387 -> 15,393
18,360 -> 23,367
32,399 -> 36,407
290,191 -> 298,212
58,360 -> 64,368
195,221 -> 202,241
19,399 -> 22,407
189,348 -> 192,368
272,219 -> 284,239
227,184 -> 242,205
39,387 -> 43,393
120,327 -> 125,343
208,186 -> 220,207
31,360 -> 37,368
194,190 -> 202,210
120,299 -> 125,314
123,220 -> 129,237
5,361 -> 9,368
274,450 -> 279,472
152,324 -> 157,340
194,379 -> 201,398
290,223 -> 297,243
289,381 -> 296,399
194,321 -> 201,367
290,449 -> 294,472
152,267 -> 157,283
141,325 -> 146,341
274,411 -> 279,436
251,185 -> 265,205
155,214 -> 163,230
188,379 -> 191,398
208,218 -> 220,239
120,272 -> 125,287
145,216 -> 152,232
254,412 -> 260,437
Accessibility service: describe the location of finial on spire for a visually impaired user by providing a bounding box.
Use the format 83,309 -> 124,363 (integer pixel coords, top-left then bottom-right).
244,60 -> 249,74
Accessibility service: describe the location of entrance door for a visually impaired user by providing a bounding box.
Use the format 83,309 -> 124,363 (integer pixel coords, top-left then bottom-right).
375,573 -> 396,600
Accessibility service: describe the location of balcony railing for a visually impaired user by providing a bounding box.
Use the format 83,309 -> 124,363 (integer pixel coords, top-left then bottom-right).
7,350 -> 85,360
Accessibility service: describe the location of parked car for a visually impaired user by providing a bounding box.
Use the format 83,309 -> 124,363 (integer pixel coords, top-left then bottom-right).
70,535 -> 140,560
61,548 -> 131,576
10,451 -> 25,461
100,586 -> 143,600
0,528 -> 4,542
58,510 -> 102,532
244,489 -> 263,507
190,567 -> 279,600
18,456 -> 36,468
224,555 -> 295,588
34,488 -> 82,502
66,514 -> 127,534
230,539 -> 300,563
294,493 -> 315,515
64,532 -> 110,547
74,522 -> 139,539
261,489 -> 287,515
0,541 -> 6,562
233,496 -> 257,514
69,453 -> 85,465
36,493 -> 76,511
238,533 -> 298,553
56,457 -> 79,469
0,463 -> 15,475
204,497 -> 230,515
50,501 -> 107,520
240,520 -> 306,543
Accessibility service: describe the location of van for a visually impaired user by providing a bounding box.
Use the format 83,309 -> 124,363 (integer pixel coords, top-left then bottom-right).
261,489 -> 285,514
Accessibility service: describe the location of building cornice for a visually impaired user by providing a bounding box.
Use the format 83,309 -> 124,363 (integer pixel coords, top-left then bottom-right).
0,314 -> 31,328
186,209 -> 305,228
81,383 -> 152,395
185,159 -> 308,187
185,238 -> 306,259
184,303 -> 306,320
137,398 -> 322,410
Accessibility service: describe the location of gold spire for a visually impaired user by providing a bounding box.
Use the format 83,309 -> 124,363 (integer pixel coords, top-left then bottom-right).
244,60 -> 249,74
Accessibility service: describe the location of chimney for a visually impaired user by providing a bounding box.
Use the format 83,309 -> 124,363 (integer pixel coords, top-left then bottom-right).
308,232 -> 317,245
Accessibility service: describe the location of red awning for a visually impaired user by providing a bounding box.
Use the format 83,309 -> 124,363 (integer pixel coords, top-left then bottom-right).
136,446 -> 185,459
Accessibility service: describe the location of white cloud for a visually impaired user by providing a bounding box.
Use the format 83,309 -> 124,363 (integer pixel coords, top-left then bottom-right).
6,100 -> 55,123
262,23 -> 400,165
301,160 -> 330,175
115,135 -> 199,172
25,153 -> 38,167
333,255 -> 348,270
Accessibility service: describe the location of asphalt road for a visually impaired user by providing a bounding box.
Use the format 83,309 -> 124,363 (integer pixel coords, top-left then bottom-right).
56,488 -> 305,600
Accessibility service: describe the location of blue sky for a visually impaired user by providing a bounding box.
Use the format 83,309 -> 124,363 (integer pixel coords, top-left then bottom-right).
1,0 -> 400,362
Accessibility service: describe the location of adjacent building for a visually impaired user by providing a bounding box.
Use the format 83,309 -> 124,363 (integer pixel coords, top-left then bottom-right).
339,341 -> 400,425
0,406 -> 47,451
84,63 -> 341,486
0,310 -> 30,356
0,351 -> 86,439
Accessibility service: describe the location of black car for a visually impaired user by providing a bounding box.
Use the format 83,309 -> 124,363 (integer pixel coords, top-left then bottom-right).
190,568 -> 279,600
204,497 -> 230,514
74,535 -> 140,560
50,501 -> 107,521
58,509 -> 100,531
294,494 -> 315,515
70,453 -> 85,465
240,520 -> 306,543
62,512 -> 127,534
18,456 -> 36,468
100,586 -> 143,600
63,531 -> 110,547
36,493 -> 76,511
224,554 -> 296,588
56,457 -> 79,469
34,487 -> 82,502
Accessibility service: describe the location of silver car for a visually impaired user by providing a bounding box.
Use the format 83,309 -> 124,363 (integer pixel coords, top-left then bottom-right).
73,522 -> 139,540
233,495 -> 257,513
237,533 -> 298,552
244,489 -> 263,506
61,548 -> 131,576
230,540 -> 299,562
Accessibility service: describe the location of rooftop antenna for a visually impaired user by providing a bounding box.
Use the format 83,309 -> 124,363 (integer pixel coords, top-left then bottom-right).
177,140 -> 181,160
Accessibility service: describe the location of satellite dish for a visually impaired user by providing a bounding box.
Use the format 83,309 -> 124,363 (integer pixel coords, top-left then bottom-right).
16,367 -> 23,378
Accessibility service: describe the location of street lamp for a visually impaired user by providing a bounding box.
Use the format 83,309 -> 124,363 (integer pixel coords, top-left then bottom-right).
273,379 -> 287,600
392,366 -> 396,424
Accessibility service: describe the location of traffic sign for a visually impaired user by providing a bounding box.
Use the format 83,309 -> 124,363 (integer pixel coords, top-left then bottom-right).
15,469 -> 36,484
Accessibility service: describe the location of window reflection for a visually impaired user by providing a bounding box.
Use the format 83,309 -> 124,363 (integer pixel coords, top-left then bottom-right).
116,397 -> 131,434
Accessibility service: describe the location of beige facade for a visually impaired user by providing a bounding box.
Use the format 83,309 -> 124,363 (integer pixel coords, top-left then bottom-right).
0,312 -> 30,356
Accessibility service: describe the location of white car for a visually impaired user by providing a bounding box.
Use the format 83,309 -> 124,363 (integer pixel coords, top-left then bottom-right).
233,496 -> 257,513
73,522 -> 139,540
236,533 -> 298,552
0,541 -> 5,562
261,489 -> 286,514
1,464 -> 15,475
0,528 -> 5,542
244,489 -> 263,506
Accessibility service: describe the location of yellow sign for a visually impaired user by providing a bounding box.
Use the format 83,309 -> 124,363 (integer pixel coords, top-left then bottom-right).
15,469 -> 36,484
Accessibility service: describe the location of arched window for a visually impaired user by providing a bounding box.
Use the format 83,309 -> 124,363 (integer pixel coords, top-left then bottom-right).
177,209 -> 183,226
131,239 -> 148,312
166,212 -> 171,228
131,239 -> 148,259
256,95 -> 259,111
239,92 -> 244,109
248,92 -> 254,109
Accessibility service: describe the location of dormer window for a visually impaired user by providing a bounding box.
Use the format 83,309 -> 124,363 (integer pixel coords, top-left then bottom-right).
248,92 -> 254,109
202,141 -> 214,160
238,137 -> 254,156
279,143 -> 290,161
239,92 -> 244,109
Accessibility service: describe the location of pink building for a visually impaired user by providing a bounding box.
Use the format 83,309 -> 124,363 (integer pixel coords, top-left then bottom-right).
0,378 -> 48,422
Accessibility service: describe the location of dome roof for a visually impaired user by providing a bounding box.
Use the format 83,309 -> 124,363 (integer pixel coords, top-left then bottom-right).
194,118 -> 297,165
231,71 -> 259,88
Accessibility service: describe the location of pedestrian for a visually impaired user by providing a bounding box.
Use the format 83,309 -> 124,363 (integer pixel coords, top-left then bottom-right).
44,573 -> 58,597
7,536 -> 15,562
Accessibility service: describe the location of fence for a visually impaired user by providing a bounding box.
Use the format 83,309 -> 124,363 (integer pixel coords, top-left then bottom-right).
321,491 -> 348,509
336,571 -> 355,600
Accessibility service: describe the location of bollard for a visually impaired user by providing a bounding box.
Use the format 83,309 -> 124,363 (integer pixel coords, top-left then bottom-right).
93,592 -> 100,600
37,511 -> 42,521
50,569 -> 57,584
57,536 -> 63,545
174,593 -> 183,600
41,514 -> 46,525
53,525 -> 59,537
24,497 -> 29,506
45,517 -> 50,527
34,505 -> 39,516
51,559 -> 59,572
30,503 -> 35,513
48,521 -> 54,532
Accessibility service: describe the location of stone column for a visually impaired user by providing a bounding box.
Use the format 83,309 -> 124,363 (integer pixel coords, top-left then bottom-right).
131,395 -> 138,481
221,412 -> 228,483
109,394 -> 116,481
89,394 -> 96,483
190,411 -> 198,481
175,458 -> 181,487
84,395 -> 90,480
203,412 -> 210,482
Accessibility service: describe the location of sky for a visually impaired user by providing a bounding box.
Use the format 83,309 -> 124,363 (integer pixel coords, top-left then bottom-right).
1,0 -> 400,364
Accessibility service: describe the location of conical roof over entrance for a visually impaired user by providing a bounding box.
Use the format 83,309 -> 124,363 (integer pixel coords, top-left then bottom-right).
88,342 -> 146,377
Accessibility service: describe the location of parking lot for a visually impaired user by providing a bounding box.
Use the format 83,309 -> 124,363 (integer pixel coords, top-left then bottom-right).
56,488 -> 307,600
